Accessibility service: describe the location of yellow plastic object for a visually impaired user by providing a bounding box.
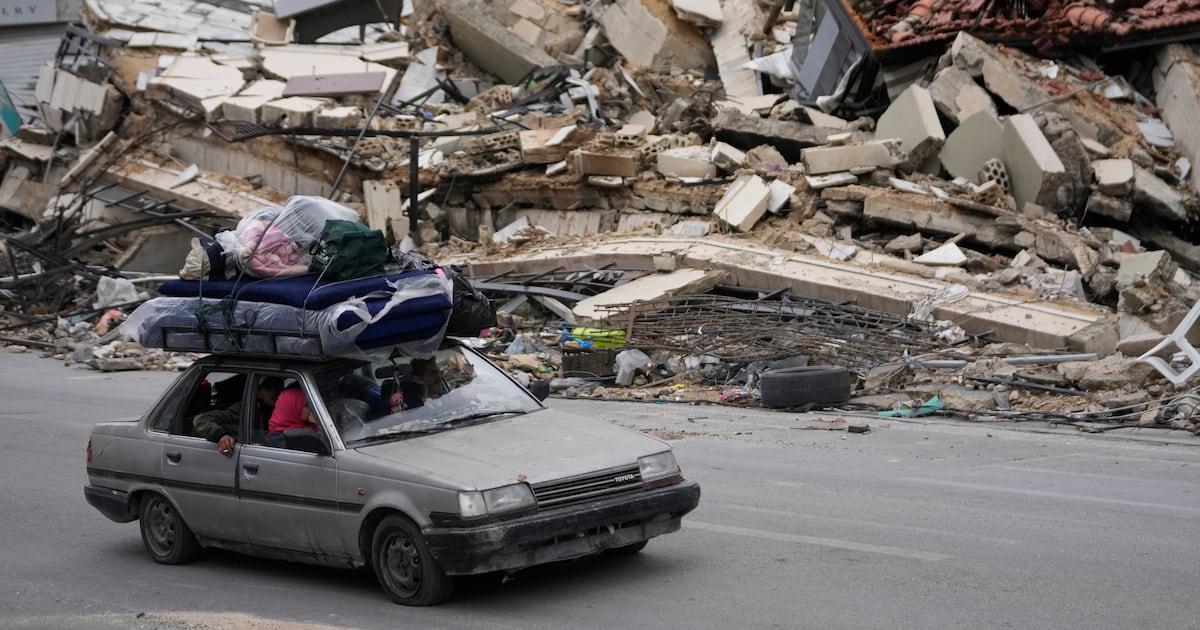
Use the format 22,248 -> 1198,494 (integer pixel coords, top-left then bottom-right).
570,327 -> 626,349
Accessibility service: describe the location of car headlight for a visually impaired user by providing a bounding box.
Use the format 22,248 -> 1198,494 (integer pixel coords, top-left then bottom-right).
639,451 -> 683,489
458,483 -> 535,518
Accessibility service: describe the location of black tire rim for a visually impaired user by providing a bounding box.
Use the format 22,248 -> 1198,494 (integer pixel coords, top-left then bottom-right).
144,498 -> 177,557
381,532 -> 422,598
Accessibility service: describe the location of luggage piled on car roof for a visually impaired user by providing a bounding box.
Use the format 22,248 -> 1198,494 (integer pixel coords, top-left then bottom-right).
121,196 -> 493,359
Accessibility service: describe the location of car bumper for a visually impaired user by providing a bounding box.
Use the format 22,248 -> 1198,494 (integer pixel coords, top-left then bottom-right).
85,485 -> 136,523
423,481 -> 701,575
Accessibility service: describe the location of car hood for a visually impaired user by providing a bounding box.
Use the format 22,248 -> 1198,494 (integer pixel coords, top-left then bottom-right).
355,408 -> 669,490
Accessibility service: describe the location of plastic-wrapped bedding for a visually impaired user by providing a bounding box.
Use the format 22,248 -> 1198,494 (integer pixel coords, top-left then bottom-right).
122,272 -> 453,359
157,269 -> 444,310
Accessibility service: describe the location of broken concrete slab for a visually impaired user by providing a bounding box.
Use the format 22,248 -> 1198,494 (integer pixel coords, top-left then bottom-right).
572,268 -> 729,321
596,0 -> 716,71
1154,44 -> 1200,195
863,193 -> 1019,249
712,109 -> 836,161
928,66 -> 992,124
1132,167 -> 1187,223
1116,250 -> 1177,287
260,48 -> 397,88
714,174 -> 771,232
1002,114 -> 1067,210
458,236 -> 1107,349
441,0 -> 561,84
708,0 -> 758,98
874,85 -> 945,172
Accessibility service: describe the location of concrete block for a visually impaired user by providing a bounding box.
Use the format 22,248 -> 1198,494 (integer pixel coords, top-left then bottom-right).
1092,158 -> 1134,195
1001,114 -> 1066,210
1132,167 -> 1186,222
714,174 -> 771,232
596,0 -> 715,70
767,179 -> 796,214
802,140 -> 904,175
261,97 -> 327,128
439,0 -> 558,84
874,85 -> 945,170
657,146 -> 716,178
1085,192 -> 1132,222
940,110 -> 1004,183
709,141 -> 745,171
575,150 -> 640,177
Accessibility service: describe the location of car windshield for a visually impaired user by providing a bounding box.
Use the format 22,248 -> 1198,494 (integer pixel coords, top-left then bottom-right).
311,344 -> 544,447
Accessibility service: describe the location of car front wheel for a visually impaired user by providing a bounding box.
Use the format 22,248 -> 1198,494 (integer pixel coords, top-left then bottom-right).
371,515 -> 454,606
138,493 -> 200,564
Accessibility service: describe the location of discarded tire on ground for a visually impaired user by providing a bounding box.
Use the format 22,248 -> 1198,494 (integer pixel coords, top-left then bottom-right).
759,366 -> 851,408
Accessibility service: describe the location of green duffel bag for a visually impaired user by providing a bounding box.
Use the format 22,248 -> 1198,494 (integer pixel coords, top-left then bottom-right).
310,219 -> 388,281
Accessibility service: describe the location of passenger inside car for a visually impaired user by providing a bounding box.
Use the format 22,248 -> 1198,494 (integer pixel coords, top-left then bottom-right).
192,376 -> 284,456
265,386 -> 316,448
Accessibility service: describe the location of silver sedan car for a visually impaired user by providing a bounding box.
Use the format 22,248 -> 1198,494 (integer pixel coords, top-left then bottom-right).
84,341 -> 701,605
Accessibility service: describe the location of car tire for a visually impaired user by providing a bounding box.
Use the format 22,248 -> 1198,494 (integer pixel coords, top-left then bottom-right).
371,515 -> 454,606
605,540 -> 649,556
759,366 -> 851,408
138,493 -> 200,565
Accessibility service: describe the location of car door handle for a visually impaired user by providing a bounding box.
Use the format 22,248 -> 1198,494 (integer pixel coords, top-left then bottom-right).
242,463 -> 259,474
165,451 -> 182,464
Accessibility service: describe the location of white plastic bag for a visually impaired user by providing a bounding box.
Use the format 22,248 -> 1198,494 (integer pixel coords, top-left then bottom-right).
229,196 -> 360,278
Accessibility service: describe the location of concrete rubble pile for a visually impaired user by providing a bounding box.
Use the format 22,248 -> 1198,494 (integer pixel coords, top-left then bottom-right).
3,0 -> 1200,434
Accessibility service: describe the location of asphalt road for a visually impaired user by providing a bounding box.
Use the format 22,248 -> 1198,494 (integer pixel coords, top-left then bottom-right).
2,349 -> 1199,629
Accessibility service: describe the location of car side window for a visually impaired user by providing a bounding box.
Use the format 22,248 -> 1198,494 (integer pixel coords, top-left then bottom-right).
152,370 -> 247,438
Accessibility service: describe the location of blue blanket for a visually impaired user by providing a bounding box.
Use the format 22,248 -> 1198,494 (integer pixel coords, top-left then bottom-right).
159,269 -> 442,311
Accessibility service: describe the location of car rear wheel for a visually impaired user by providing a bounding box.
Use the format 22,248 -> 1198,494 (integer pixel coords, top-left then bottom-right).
371,515 -> 454,606
139,493 -> 200,564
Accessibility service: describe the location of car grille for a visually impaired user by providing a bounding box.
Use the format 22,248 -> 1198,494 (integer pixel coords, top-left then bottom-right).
532,464 -> 642,510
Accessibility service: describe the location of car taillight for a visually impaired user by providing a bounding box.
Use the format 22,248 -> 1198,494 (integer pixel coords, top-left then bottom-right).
86,439 -> 92,463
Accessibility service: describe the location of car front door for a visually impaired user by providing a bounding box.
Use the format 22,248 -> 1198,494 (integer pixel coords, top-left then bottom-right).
156,367 -> 246,541
233,372 -> 344,558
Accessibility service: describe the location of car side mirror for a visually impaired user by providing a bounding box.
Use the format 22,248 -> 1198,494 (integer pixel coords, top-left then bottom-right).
282,429 -> 330,455
528,380 -> 550,402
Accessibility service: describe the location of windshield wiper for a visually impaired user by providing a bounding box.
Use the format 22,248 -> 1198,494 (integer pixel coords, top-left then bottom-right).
348,411 -> 524,446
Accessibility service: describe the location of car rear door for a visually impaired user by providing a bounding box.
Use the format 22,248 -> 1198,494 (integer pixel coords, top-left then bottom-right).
233,371 -> 344,557
156,367 -> 245,541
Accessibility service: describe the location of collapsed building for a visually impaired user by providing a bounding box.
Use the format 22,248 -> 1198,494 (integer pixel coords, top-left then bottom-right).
3,0 -> 1200,434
